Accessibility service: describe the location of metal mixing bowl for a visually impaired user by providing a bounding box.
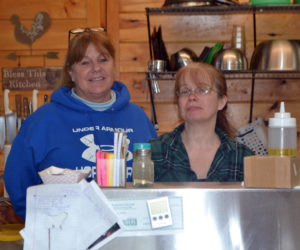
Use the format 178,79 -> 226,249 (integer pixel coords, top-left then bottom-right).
213,48 -> 248,71
250,40 -> 300,71
169,48 -> 198,71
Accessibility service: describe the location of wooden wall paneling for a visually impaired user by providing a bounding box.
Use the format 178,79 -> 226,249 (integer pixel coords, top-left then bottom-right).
100,0 -> 107,28
0,0 -> 86,19
145,14 -> 254,43
140,102 -> 182,134
0,50 -> 65,67
227,78 -> 300,102
107,0 -> 120,79
120,72 -> 177,103
119,0 -> 165,12
228,102 -> 300,132
119,13 -> 149,42
119,13 -> 254,43
0,52 -> 20,68
255,13 -> 300,42
119,43 -> 149,72
248,79 -> 300,102
87,0 -> 101,27
0,20 -> 86,51
120,72 -> 150,102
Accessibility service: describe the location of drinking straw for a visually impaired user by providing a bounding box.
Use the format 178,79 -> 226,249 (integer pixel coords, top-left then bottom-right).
106,152 -> 114,186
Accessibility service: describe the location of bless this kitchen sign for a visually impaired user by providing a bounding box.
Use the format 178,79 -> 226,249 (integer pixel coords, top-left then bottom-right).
2,66 -> 62,90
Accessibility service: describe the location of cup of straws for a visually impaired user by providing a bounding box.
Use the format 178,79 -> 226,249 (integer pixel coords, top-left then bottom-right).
96,131 -> 129,187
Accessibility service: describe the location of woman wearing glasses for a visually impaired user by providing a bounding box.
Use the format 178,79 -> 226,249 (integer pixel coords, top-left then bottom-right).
4,28 -> 157,220
150,62 -> 253,182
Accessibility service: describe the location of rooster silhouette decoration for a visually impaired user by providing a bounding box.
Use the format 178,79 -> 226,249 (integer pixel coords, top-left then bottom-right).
10,12 -> 51,51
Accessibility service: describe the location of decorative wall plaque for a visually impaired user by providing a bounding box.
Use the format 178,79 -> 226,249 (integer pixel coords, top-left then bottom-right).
2,66 -> 62,90
10,12 -> 51,48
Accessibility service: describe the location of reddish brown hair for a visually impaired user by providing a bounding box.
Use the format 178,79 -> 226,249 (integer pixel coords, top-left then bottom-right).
175,62 -> 234,138
61,31 -> 115,88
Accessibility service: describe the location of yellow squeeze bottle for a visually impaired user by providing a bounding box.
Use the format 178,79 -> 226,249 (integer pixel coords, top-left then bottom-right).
268,102 -> 297,156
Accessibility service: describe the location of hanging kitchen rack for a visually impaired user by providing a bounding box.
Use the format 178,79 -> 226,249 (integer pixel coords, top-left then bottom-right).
145,5 -> 300,128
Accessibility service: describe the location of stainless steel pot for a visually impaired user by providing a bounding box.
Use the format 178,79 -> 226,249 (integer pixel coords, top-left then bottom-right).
250,40 -> 300,71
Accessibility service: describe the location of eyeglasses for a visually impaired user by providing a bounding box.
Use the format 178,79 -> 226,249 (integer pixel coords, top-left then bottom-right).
68,27 -> 106,45
176,85 -> 218,97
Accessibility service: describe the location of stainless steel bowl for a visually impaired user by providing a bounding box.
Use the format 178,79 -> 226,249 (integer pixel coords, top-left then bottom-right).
170,48 -> 198,71
213,49 -> 248,71
250,40 -> 300,71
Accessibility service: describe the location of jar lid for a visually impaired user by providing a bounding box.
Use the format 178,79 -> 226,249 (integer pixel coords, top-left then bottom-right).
133,143 -> 151,151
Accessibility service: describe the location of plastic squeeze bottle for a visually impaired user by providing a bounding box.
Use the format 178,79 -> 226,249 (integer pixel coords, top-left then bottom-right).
268,101 -> 297,156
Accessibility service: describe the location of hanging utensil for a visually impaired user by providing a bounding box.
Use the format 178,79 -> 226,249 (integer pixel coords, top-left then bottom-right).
32,89 -> 39,112
0,114 -> 5,149
4,89 -> 17,144
44,94 -> 49,104
23,97 -> 29,121
15,94 -> 22,131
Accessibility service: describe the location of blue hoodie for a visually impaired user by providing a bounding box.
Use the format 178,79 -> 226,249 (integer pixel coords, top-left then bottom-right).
4,81 -> 157,220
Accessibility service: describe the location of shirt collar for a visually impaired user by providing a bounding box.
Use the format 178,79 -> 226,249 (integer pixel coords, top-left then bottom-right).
71,88 -> 116,111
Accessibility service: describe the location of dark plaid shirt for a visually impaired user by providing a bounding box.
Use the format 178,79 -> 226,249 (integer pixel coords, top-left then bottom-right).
149,124 -> 254,182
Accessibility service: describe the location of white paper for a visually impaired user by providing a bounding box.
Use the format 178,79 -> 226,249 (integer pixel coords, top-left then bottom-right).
22,180 -> 123,250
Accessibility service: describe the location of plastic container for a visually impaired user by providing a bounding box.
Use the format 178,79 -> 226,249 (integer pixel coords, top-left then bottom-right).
232,25 -> 246,54
268,102 -> 297,156
250,0 -> 290,6
132,143 -> 154,187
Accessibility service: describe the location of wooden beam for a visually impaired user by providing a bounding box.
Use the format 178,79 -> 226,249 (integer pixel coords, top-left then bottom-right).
100,0 -> 107,28
107,0 -> 120,79
87,0 -> 101,27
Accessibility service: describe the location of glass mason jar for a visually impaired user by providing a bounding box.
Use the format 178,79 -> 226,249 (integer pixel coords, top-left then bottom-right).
132,143 -> 154,187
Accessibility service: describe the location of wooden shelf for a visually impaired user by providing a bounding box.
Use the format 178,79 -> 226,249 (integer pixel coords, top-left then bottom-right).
146,70 -> 300,80
146,5 -> 300,15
